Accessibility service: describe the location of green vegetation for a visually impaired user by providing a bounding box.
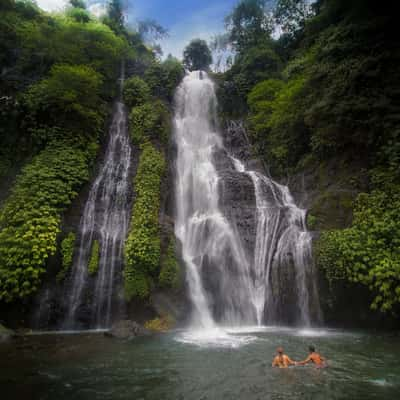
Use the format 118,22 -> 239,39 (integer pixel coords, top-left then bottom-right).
88,240 -> 100,275
317,184 -> 400,313
0,141 -> 90,302
144,315 -> 175,332
144,56 -> 185,101
129,100 -> 170,145
124,143 -> 166,300
159,238 -> 180,290
23,64 -> 105,144
123,57 -> 182,301
183,39 -> 213,71
57,232 -> 76,283
123,76 -> 151,109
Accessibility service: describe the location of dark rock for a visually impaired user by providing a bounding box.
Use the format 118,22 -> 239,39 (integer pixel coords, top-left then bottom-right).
0,323 -> 15,343
287,156 -> 369,231
105,320 -> 151,339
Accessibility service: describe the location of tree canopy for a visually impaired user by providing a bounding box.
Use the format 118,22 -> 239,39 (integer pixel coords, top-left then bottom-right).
183,39 -> 213,71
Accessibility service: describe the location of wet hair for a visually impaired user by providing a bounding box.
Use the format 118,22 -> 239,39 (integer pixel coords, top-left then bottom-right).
309,345 -> 315,352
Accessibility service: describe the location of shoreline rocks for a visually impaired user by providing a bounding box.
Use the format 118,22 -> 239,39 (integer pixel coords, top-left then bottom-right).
105,320 -> 151,340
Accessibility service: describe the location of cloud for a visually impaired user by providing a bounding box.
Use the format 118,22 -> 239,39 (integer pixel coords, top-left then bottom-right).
36,0 -> 68,12
88,2 -> 107,18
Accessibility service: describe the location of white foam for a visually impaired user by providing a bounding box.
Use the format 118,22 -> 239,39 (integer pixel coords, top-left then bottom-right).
175,327 -> 257,348
368,378 -> 394,387
295,329 -> 332,337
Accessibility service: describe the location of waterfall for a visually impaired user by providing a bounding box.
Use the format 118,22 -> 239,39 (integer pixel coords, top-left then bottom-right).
174,71 -> 320,328
62,69 -> 132,329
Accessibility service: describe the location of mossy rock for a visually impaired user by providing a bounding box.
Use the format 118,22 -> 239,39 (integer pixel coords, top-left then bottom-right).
144,315 -> 175,332
309,189 -> 356,230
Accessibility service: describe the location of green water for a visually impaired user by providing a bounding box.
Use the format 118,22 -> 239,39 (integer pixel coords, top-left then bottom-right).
1,327 -> 399,400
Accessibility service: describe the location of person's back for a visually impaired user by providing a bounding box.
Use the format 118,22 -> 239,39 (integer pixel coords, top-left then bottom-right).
272,347 -> 296,368
298,346 -> 326,367
309,351 -> 324,365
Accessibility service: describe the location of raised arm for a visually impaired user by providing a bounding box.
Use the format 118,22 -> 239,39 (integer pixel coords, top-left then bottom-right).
285,355 -> 297,366
297,355 -> 312,366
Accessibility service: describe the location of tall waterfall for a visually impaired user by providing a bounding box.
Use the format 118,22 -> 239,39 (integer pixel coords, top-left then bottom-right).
62,71 -> 132,329
174,71 -> 320,328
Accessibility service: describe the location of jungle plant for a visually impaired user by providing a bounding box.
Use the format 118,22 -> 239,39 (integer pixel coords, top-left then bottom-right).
88,240 -> 100,275
56,232 -> 76,283
124,142 -> 166,300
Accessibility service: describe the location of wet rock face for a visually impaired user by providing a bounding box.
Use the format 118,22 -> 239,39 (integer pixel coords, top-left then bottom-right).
287,156 -> 369,231
218,166 -> 257,257
213,121 -> 260,259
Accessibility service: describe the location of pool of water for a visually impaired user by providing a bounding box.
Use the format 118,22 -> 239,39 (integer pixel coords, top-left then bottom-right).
1,327 -> 399,399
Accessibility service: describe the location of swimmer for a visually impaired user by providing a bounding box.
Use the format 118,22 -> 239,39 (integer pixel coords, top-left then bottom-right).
297,345 -> 326,367
272,347 -> 297,368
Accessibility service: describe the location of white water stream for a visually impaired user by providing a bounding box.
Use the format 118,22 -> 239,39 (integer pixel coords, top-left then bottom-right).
62,71 -> 132,329
174,71 -> 320,342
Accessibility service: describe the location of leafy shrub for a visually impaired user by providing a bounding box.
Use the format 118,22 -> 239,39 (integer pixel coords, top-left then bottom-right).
67,7 -> 91,24
144,57 -> 184,102
23,64 -> 105,141
306,214 -> 317,230
129,100 -> 170,145
0,140 -> 92,302
122,76 -> 150,109
247,74 -> 310,175
88,239 -> 100,275
317,186 -> 400,313
56,232 -> 76,283
124,142 -> 166,300
159,238 -> 180,290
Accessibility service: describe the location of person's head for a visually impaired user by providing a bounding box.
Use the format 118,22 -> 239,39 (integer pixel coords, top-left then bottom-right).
277,347 -> 284,355
309,345 -> 315,353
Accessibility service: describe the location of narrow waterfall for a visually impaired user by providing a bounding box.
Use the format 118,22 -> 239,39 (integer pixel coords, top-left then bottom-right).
174,71 -> 320,328
62,71 -> 132,329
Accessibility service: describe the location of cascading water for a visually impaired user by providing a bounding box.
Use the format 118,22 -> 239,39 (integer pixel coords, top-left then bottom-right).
62,70 -> 132,329
174,71 -> 320,334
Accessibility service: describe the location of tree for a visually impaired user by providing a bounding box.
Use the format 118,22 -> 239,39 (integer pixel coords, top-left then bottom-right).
103,0 -> 125,34
69,0 -> 86,9
122,76 -> 151,109
138,19 -> 168,45
183,39 -> 212,71
274,0 -> 313,37
225,0 -> 272,53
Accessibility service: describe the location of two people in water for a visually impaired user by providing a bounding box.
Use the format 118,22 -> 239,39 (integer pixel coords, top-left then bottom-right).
272,346 -> 325,368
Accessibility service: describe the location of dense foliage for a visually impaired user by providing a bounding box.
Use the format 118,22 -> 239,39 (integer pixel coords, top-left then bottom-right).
56,232 -> 76,283
124,143 -> 166,300
159,238 -> 180,290
88,240 -> 100,275
317,184 -> 400,313
122,76 -> 151,109
0,141 -> 91,302
144,56 -> 185,102
183,39 -> 213,71
129,100 -> 170,145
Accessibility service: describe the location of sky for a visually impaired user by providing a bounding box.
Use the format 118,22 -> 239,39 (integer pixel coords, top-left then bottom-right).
35,0 -> 239,59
